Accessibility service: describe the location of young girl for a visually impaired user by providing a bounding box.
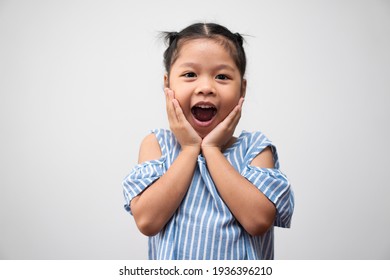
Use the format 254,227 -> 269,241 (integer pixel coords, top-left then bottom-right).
123,23 -> 294,260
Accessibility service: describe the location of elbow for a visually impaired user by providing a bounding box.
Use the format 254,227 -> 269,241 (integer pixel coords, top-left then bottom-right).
244,218 -> 274,236
131,198 -> 163,236
135,217 -> 162,237
243,208 -> 276,236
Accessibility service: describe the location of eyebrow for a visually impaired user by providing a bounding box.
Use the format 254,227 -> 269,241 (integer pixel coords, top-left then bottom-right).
178,62 -> 236,72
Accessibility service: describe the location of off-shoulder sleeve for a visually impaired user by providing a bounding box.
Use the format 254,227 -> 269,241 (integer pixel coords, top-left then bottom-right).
240,131 -> 294,228
122,157 -> 167,215
242,165 -> 294,228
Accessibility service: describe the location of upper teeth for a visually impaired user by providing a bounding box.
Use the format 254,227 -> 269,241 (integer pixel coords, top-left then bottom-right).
196,105 -> 214,109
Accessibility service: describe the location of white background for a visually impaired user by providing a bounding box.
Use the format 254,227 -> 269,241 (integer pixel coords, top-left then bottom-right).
0,0 -> 389,259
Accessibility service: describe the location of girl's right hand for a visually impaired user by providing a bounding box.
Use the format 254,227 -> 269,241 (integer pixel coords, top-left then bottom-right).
165,88 -> 202,152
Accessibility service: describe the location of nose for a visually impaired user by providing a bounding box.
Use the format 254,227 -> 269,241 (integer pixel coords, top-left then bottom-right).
195,77 -> 215,95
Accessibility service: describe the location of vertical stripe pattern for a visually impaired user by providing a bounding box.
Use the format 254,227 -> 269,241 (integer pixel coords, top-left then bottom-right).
123,129 -> 294,259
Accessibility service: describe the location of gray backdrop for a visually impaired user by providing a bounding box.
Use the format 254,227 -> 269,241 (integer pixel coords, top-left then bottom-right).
1,0 -> 389,259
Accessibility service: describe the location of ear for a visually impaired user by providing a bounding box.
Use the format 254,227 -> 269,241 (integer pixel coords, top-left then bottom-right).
240,79 -> 247,98
164,73 -> 169,88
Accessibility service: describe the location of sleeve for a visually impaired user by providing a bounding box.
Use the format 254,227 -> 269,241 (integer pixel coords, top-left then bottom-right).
242,165 -> 294,228
122,157 -> 167,215
240,131 -> 294,228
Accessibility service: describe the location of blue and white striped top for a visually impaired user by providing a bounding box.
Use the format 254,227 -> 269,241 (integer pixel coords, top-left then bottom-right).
123,129 -> 294,260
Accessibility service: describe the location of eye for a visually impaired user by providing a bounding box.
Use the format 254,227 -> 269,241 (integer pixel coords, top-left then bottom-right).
183,72 -> 197,78
216,74 -> 229,80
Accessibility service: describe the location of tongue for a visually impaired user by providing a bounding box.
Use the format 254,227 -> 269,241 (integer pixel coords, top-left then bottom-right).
192,107 -> 216,122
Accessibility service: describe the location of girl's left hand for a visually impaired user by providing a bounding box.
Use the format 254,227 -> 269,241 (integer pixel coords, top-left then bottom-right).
202,97 -> 244,151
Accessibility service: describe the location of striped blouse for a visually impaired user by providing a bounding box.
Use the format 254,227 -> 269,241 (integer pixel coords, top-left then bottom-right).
123,129 -> 294,260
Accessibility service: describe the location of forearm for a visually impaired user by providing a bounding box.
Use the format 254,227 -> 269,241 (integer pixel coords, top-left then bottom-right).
202,147 -> 276,236
131,147 -> 200,236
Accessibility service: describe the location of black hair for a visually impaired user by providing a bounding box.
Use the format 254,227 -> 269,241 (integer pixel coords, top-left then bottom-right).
162,23 -> 246,78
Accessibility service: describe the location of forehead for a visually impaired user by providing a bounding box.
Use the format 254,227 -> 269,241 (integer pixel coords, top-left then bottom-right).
173,38 -> 237,66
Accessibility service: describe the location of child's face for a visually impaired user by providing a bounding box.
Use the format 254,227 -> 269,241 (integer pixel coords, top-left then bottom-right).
165,38 -> 246,138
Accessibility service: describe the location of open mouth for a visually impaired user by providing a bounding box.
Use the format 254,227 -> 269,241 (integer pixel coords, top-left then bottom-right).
191,104 -> 217,122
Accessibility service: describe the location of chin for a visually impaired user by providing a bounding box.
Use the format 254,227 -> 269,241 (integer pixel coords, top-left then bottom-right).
194,127 -> 212,139
197,131 -> 208,139
190,115 -> 217,139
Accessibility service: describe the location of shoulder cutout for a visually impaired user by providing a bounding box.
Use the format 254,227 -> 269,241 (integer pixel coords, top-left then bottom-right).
250,146 -> 275,168
138,133 -> 162,163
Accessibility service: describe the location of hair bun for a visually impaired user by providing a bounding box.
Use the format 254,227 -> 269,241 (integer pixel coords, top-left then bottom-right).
165,32 -> 179,46
234,33 -> 244,46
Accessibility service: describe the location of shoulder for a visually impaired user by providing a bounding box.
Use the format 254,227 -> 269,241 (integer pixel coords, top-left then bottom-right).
138,129 -> 177,163
239,131 -> 275,168
250,146 -> 274,168
138,131 -> 162,163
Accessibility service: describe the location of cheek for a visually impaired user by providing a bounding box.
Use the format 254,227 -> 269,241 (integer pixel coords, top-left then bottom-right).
227,93 -> 241,108
170,84 -> 191,104
173,92 -> 191,111
219,93 -> 241,117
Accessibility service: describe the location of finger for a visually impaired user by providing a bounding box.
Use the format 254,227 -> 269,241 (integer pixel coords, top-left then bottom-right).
165,88 -> 178,122
172,98 -> 186,123
164,88 -> 171,110
166,88 -> 187,124
238,97 -> 245,109
165,88 -> 173,108
225,98 -> 244,130
232,97 -> 245,121
225,102 -> 241,123
169,90 -> 185,123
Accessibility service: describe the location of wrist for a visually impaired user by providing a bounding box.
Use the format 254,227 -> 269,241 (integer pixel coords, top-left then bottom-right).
201,145 -> 222,157
181,145 -> 201,156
